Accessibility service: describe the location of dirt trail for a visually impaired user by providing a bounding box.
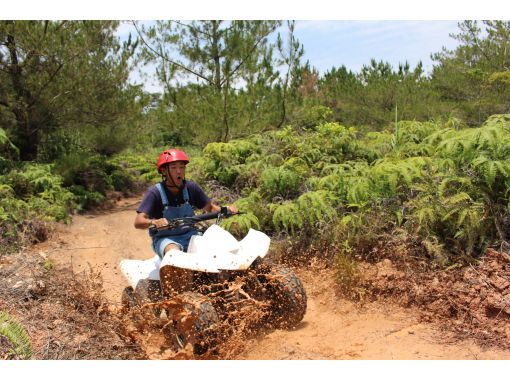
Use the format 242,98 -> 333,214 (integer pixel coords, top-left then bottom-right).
43,197 -> 510,360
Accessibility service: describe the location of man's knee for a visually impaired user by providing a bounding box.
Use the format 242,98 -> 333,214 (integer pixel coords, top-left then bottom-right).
163,243 -> 180,255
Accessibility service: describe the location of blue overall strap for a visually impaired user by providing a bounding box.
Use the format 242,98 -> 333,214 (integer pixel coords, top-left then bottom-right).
182,186 -> 190,203
157,182 -> 190,206
156,182 -> 169,208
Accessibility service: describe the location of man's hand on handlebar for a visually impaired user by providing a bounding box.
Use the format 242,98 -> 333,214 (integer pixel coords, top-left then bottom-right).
222,204 -> 239,215
149,218 -> 169,229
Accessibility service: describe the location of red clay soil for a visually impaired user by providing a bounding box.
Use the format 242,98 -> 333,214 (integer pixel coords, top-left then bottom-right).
357,248 -> 510,350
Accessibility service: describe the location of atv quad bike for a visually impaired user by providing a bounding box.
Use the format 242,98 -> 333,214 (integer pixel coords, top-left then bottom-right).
120,211 -> 307,357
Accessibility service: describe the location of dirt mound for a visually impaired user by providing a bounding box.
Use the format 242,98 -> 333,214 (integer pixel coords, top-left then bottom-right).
358,248 -> 510,349
0,251 -> 143,359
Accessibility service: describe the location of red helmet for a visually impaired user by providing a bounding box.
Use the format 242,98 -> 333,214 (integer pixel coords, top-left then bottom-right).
156,149 -> 189,172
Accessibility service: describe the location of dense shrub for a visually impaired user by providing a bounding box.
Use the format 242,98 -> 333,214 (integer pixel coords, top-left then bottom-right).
259,167 -> 301,200
54,153 -> 140,211
0,150 -> 156,253
199,114 -> 510,263
0,163 -> 74,253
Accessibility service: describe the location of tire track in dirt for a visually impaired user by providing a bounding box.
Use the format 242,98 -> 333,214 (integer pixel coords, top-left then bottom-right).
42,197 -> 510,360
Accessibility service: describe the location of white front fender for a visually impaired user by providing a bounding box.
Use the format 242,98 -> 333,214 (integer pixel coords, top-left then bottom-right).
120,225 -> 271,287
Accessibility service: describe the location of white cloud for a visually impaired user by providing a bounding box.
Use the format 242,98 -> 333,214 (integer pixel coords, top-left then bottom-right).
114,21 -> 136,39
294,20 -> 462,74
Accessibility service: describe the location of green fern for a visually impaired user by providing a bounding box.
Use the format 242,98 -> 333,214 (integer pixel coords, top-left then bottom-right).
271,190 -> 336,234
202,140 -> 259,186
270,201 -> 303,234
259,166 -> 301,200
0,128 -> 19,155
471,156 -> 510,188
0,311 -> 32,359
221,213 -> 261,236
361,130 -> 394,159
282,157 -> 309,177
190,113 -> 510,260
422,237 -> 449,266
344,178 -> 370,207
369,156 -> 430,197
0,184 -> 14,197
297,190 -> 337,224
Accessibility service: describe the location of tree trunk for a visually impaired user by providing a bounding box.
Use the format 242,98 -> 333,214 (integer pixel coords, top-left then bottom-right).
277,83 -> 288,129
210,21 -> 228,142
222,81 -> 229,142
211,21 -> 222,92
6,33 -> 39,160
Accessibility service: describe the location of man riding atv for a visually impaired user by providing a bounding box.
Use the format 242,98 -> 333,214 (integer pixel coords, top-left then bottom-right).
124,148 -> 306,357
134,148 -> 238,293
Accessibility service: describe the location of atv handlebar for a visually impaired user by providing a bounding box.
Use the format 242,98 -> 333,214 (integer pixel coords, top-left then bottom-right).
149,210 -> 242,233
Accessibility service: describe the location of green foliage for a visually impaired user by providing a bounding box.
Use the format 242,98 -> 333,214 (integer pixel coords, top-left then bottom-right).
110,169 -> 136,193
2,20 -> 510,267
197,112 -> 510,262
0,311 -> 32,359
271,190 -> 336,234
228,190 -> 272,232
202,140 -> 259,187
369,156 -> 431,198
108,149 -> 161,185
0,128 -> 19,172
53,152 -> 139,210
221,213 -> 261,237
270,201 -> 303,234
0,151 -> 152,252
406,170 -> 491,257
292,105 -> 333,129
0,163 -> 72,253
36,128 -> 82,162
140,20 -> 285,142
43,258 -> 55,271
282,157 -> 309,177
67,185 -> 105,213
431,21 -> 510,126
359,130 -> 394,160
54,153 -> 110,192
0,21 -> 143,161
0,163 -> 74,222
260,167 -> 301,200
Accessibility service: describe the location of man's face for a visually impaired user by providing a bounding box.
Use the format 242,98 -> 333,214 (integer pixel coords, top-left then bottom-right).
164,161 -> 186,187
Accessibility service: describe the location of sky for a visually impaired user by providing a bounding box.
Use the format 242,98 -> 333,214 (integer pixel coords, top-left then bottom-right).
6,0 -> 510,94
293,20 -> 462,74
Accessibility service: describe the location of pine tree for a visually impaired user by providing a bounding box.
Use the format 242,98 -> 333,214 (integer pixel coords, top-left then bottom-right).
136,20 -> 282,142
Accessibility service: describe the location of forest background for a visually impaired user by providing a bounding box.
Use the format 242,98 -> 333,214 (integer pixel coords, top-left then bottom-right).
1,19 -> 510,268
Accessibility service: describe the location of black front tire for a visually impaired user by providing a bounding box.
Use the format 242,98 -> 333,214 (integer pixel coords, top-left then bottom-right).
168,291 -> 220,356
260,265 -> 307,329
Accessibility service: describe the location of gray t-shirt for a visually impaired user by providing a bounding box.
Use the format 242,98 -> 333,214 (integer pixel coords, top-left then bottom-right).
136,180 -> 211,219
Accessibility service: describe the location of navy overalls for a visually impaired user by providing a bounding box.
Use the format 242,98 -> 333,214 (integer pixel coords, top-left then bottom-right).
150,182 -> 199,258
